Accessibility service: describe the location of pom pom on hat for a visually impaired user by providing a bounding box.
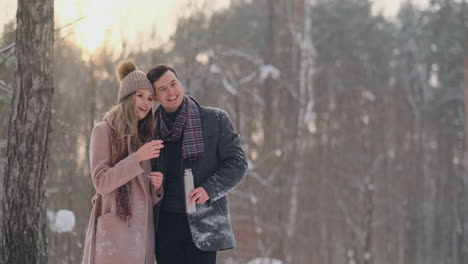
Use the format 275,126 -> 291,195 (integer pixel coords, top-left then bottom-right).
115,60 -> 154,103
116,60 -> 138,82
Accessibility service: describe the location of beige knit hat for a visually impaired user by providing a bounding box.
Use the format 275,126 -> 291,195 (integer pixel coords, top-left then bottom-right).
116,60 -> 154,103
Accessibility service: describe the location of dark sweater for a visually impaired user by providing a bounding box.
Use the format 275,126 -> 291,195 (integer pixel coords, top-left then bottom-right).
160,109 -> 186,213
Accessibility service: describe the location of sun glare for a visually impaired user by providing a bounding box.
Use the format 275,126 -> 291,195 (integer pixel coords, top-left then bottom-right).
74,12 -> 113,54
53,0 -> 232,60
57,0 -> 115,57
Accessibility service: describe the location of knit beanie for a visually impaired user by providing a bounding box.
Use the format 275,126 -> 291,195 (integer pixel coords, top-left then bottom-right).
116,60 -> 154,103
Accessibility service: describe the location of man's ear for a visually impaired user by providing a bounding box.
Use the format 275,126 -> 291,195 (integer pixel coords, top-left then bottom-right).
153,95 -> 158,102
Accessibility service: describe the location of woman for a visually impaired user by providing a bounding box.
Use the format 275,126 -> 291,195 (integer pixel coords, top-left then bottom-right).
82,61 -> 164,264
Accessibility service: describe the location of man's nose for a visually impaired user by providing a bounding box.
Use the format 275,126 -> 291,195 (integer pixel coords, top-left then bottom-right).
166,86 -> 176,96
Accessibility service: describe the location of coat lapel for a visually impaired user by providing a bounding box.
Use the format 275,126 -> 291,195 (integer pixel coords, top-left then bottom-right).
127,135 -> 151,201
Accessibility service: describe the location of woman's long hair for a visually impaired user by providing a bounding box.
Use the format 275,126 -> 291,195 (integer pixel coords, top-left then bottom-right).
104,94 -> 154,166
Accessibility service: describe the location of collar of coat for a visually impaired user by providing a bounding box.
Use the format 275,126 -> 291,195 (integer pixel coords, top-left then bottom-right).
187,95 -> 206,118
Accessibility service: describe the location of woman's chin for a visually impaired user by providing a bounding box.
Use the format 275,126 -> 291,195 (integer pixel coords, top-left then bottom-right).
137,112 -> 148,120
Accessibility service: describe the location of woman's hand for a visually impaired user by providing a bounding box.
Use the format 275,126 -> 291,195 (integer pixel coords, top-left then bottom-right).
135,140 -> 164,162
148,171 -> 163,189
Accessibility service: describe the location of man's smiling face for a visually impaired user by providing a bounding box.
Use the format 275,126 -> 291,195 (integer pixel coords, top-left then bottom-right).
153,70 -> 185,113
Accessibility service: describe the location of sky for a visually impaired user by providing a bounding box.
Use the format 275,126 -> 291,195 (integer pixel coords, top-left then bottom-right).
1,0 -> 429,55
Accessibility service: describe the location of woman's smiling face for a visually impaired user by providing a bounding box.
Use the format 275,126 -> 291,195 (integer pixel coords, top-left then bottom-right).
134,89 -> 153,120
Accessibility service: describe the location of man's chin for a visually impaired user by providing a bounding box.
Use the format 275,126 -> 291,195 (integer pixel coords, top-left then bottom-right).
164,101 -> 182,112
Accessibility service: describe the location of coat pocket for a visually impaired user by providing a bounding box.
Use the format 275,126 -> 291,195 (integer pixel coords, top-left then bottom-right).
94,213 -> 135,264
215,199 -> 227,216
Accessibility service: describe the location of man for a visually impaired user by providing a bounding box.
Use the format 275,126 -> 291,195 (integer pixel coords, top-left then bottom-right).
147,64 -> 247,264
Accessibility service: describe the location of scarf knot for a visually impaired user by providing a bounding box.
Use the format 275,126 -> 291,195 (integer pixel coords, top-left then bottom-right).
155,96 -> 204,160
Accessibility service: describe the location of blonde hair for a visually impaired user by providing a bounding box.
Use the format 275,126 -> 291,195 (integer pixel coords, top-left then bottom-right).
104,94 -> 154,165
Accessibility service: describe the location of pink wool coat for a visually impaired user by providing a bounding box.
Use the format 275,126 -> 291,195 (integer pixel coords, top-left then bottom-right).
82,122 -> 163,264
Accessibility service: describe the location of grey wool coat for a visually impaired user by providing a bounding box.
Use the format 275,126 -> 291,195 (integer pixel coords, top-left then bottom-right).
82,122 -> 163,264
155,98 -> 248,251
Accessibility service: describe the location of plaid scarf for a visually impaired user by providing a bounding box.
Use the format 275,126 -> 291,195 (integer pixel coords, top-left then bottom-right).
155,96 -> 204,160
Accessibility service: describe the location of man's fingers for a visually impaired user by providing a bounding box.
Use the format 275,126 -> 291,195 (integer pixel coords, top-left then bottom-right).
188,188 -> 210,204
197,196 -> 208,204
189,189 -> 202,204
190,193 -> 199,204
190,191 -> 209,204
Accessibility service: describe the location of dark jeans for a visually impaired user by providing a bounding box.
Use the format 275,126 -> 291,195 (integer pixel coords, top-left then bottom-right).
155,211 -> 217,264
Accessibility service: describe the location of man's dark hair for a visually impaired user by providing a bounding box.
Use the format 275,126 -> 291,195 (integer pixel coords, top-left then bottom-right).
146,64 -> 179,85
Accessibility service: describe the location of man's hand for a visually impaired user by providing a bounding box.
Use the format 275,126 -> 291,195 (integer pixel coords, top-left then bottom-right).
188,187 -> 209,205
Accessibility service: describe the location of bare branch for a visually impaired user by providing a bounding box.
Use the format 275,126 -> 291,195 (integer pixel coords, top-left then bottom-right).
0,48 -> 15,66
0,81 -> 13,97
0,43 -> 15,54
54,16 -> 87,32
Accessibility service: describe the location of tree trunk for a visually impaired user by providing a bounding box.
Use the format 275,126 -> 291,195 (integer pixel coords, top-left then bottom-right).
1,0 -> 54,263
462,1 -> 468,262
462,0 -> 468,260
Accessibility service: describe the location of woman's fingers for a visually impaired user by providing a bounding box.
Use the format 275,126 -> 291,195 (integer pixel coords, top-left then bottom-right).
150,140 -> 164,149
149,176 -> 162,188
148,172 -> 163,188
150,179 -> 162,185
151,139 -> 163,145
148,171 -> 164,188
149,171 -> 163,177
137,141 -> 164,161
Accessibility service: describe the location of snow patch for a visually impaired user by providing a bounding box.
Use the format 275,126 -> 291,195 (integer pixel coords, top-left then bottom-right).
48,209 -> 75,233
274,149 -> 282,157
210,64 -> 222,74
250,195 -> 257,204
247,257 -> 283,264
259,65 -> 280,81
364,252 -> 371,260
362,90 -> 376,102
255,227 -> 263,234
